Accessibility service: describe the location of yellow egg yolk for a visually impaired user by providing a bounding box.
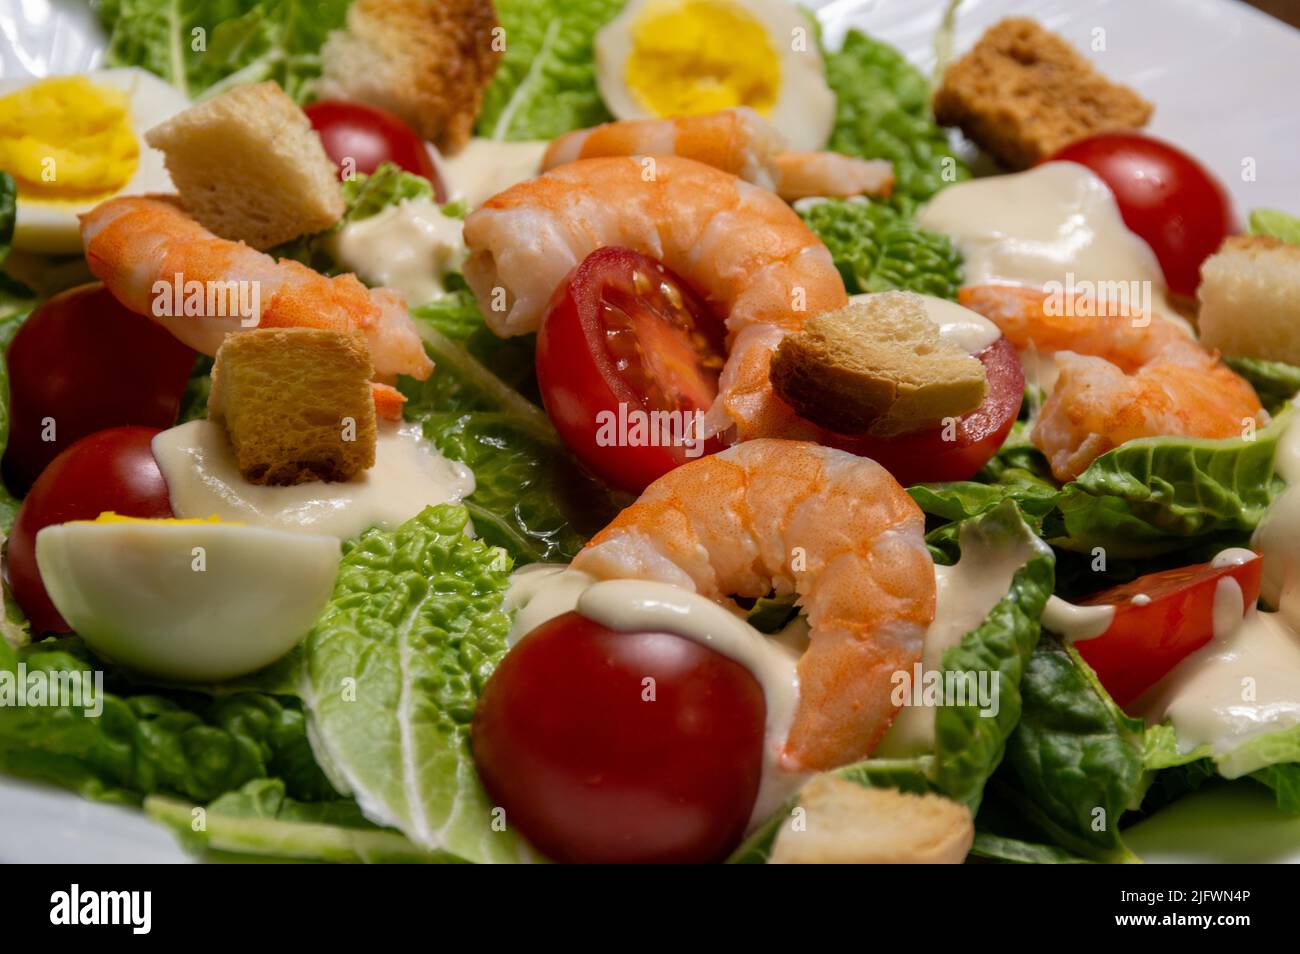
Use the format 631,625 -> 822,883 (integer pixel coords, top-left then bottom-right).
0,77 -> 139,202
625,0 -> 781,118
86,513 -> 231,526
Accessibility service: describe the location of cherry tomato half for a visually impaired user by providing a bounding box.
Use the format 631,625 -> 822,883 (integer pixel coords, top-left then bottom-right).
1049,133 -> 1237,298
304,100 -> 446,200
1073,554 -> 1262,707
2,284 -> 194,494
471,611 -> 766,864
823,336 -> 1024,485
536,247 -> 729,493
7,427 -> 174,634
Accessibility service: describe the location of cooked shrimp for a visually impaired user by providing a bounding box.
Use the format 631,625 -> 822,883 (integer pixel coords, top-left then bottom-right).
571,439 -> 936,772
960,284 -> 1265,480
541,108 -> 894,202
463,155 -> 847,439
80,196 -> 433,382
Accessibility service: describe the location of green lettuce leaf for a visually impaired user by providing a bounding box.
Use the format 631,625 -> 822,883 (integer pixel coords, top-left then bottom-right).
403,305 -> 624,564
98,0 -> 349,102
1050,407 -> 1292,558
798,198 -> 963,300
1249,208 -> 1300,245
0,638 -> 333,804
146,779 -> 457,862
476,0 -> 622,141
1225,356 -> 1300,415
298,504 -> 538,863
969,832 -> 1091,864
822,30 -> 970,209
998,637 -> 1146,862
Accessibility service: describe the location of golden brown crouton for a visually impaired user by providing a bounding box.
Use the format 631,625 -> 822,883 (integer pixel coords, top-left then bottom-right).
209,328 -> 378,486
770,292 -> 987,437
317,0 -> 502,153
1198,234 -> 1300,365
934,17 -> 1153,170
770,776 -> 974,864
145,82 -> 344,249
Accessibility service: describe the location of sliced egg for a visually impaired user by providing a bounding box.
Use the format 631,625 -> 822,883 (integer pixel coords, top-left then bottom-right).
35,515 -> 340,682
594,0 -> 836,151
0,67 -> 190,254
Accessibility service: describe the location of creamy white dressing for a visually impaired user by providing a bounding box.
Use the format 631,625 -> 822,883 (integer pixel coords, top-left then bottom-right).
875,514 -> 1051,756
917,162 -> 1167,294
1041,596 -> 1115,643
436,138 -> 549,209
153,419 -> 475,540
1137,576 -> 1300,774
329,199 -> 466,307
501,565 -> 804,826
1254,400 -> 1300,623
848,291 -> 1000,355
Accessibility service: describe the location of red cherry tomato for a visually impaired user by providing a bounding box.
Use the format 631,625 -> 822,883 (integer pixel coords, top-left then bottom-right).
824,336 -> 1024,485
535,247 -> 728,494
1049,133 -> 1237,297
472,611 -> 766,864
1073,555 -> 1262,707
7,427 -> 174,634
303,100 -> 446,200
2,284 -> 194,494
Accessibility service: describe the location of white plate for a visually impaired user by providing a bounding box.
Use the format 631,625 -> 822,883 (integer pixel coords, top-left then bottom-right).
3,0 -> 1300,863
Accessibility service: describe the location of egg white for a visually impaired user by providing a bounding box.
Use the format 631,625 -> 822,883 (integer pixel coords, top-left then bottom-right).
0,67 -> 191,254
35,520 -> 340,682
594,0 -> 836,152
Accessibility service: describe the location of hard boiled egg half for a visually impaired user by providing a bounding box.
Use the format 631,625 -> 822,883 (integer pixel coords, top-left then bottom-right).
0,67 -> 190,254
594,0 -> 836,152
35,515 -> 340,682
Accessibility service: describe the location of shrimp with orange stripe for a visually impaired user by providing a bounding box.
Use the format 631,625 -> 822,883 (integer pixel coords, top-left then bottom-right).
571,438 -> 936,771
79,196 -> 430,419
959,284 -> 1265,480
542,108 -> 895,202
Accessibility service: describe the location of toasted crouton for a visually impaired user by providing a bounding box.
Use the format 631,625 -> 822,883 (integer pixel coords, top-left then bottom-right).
770,292 -> 987,437
1198,235 -> 1300,365
770,776 -> 973,864
318,0 -> 501,153
934,18 -> 1153,170
209,328 -> 378,485
145,82 -> 344,249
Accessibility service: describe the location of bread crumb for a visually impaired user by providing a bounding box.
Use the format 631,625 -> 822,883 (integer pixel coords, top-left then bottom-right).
771,292 -> 987,437
1198,234 -> 1300,365
934,17 -> 1152,169
145,82 -> 344,249
770,776 -> 973,864
209,328 -> 378,485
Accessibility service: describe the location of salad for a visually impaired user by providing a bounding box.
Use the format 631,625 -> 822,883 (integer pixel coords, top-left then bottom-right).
0,0 -> 1298,866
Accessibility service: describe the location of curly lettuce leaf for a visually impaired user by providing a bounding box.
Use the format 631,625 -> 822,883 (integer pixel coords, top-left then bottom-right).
299,504 -> 538,863
1249,208 -> 1300,245
98,0 -> 349,102
998,637 -> 1146,862
403,302 -> 624,564
798,198 -> 963,300
822,30 -> 970,209
476,0 -> 622,141
146,779 -> 457,862
1225,356 -> 1300,415
0,638 -> 333,804
1050,406 -> 1292,559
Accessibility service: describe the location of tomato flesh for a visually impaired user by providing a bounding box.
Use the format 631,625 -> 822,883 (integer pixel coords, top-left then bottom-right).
304,100 -> 446,200
1073,555 -> 1262,707
1049,133 -> 1237,298
471,611 -> 766,864
536,247 -> 728,493
7,427 -> 174,634
3,284 -> 195,494
823,335 -> 1024,485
